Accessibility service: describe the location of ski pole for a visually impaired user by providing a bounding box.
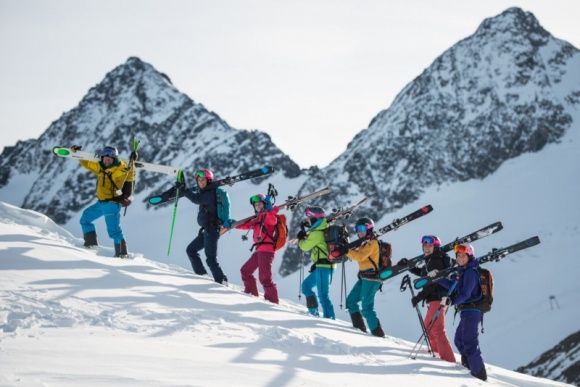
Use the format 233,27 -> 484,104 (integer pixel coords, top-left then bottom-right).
340,257 -> 348,310
400,275 -> 433,358
167,169 -> 183,255
298,250 -> 305,300
122,136 -> 140,216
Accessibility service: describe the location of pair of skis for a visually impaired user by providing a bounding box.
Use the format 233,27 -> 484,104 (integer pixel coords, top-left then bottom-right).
413,236 -> 541,289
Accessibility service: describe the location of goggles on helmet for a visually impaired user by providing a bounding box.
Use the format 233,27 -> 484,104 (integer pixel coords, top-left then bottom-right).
421,235 -> 441,246
356,224 -> 370,233
305,207 -> 325,219
194,170 -> 209,179
250,194 -> 266,205
101,148 -> 117,158
454,244 -> 475,256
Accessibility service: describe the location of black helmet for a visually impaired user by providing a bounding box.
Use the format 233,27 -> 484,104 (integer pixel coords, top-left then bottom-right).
355,217 -> 374,234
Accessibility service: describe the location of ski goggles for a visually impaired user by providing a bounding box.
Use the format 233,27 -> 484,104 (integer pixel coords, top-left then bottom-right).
454,244 -> 474,255
194,170 -> 210,179
421,235 -> 440,246
305,207 -> 325,219
249,194 -> 266,205
355,224 -> 370,233
101,148 -> 116,158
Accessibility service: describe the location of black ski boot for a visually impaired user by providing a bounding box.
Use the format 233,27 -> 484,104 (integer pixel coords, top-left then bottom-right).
371,321 -> 385,338
461,355 -> 470,370
474,366 -> 487,381
115,239 -> 128,258
83,231 -> 98,248
350,311 -> 367,333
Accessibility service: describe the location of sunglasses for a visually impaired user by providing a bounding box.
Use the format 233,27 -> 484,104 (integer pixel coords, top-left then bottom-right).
101,148 -> 116,158
454,244 -> 473,255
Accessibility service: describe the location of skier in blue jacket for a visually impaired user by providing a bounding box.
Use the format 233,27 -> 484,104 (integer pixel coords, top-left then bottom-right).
438,243 -> 487,381
176,169 -> 231,285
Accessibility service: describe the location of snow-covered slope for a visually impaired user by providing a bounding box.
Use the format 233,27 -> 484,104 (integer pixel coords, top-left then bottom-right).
0,202 -> 572,386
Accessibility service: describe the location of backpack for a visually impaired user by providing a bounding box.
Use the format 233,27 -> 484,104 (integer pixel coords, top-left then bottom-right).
215,188 -> 230,224
271,214 -> 288,251
457,267 -> 494,313
323,224 -> 350,254
374,240 -> 393,280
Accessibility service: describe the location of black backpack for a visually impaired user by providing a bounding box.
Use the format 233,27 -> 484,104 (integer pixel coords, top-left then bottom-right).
320,224 -> 350,261
370,240 -> 393,281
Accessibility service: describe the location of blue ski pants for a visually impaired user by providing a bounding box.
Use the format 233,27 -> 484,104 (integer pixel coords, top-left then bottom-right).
455,310 -> 485,376
186,226 -> 227,283
301,267 -> 336,319
346,278 -> 381,331
80,201 -> 124,244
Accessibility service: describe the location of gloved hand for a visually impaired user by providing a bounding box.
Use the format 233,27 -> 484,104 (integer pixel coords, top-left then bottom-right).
130,151 -> 138,161
440,296 -> 452,306
297,230 -> 307,240
309,264 -> 316,273
175,180 -> 186,191
71,145 -> 82,152
397,258 -> 409,267
223,219 -> 235,229
328,243 -> 349,260
411,296 -> 422,308
265,195 -> 273,211
427,269 -> 439,278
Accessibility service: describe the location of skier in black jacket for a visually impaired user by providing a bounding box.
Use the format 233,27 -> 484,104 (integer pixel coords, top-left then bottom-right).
398,235 -> 455,362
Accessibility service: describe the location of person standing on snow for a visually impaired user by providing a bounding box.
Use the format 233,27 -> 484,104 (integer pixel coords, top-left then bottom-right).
74,145 -> 136,258
176,169 -> 231,285
228,194 -> 279,304
296,206 -> 336,319
438,243 -> 488,381
329,217 -> 385,337
398,235 -> 455,363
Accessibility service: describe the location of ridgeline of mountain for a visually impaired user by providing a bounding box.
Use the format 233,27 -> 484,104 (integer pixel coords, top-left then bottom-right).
516,330 -> 580,385
0,57 -> 301,224
279,7 -> 580,276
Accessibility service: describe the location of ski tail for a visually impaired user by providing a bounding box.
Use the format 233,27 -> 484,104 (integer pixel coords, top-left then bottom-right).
375,205 -> 433,236
326,197 -> 373,224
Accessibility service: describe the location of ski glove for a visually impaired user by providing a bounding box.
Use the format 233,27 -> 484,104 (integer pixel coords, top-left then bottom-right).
427,269 -> 439,278
130,151 -> 138,161
309,264 -> 317,273
175,181 -> 186,191
71,145 -> 82,152
411,296 -> 422,308
296,230 -> 307,240
440,296 -> 452,306
329,243 -> 349,260
397,258 -> 409,267
223,219 -> 235,229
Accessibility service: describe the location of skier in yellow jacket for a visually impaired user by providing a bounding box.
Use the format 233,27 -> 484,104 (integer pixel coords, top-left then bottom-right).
74,145 -> 135,258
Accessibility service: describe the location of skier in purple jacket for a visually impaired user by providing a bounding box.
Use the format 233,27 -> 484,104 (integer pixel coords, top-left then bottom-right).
438,243 -> 487,382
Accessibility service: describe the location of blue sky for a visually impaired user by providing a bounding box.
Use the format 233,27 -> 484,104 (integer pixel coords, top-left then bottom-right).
1,0 -> 578,168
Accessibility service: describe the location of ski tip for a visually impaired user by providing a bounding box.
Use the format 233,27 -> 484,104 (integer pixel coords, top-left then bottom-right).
262,166 -> 274,174
414,278 -> 427,290
421,205 -> 433,213
53,147 -> 70,156
148,197 -> 162,205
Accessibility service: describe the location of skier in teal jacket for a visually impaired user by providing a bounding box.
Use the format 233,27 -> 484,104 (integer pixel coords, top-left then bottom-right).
297,206 -> 336,319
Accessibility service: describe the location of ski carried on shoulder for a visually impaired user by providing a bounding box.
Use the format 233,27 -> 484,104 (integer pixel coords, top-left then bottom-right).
221,186 -> 332,234
413,236 -> 541,289
381,221 -> 504,282
326,197 -> 373,225
148,166 -> 275,205
53,146 -> 180,176
346,205 -> 434,250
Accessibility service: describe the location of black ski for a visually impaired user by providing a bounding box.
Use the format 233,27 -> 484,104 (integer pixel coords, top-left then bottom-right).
413,236 -> 541,289
221,186 -> 332,234
148,166 -> 275,205
326,197 -> 373,225
381,221 -> 504,282
346,205 -> 434,250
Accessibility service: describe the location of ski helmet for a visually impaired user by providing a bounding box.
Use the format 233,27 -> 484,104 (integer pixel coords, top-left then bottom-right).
454,243 -> 475,257
355,217 -> 374,234
194,169 -> 214,182
421,235 -> 441,247
249,193 -> 267,206
101,146 -> 118,159
305,206 -> 325,219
